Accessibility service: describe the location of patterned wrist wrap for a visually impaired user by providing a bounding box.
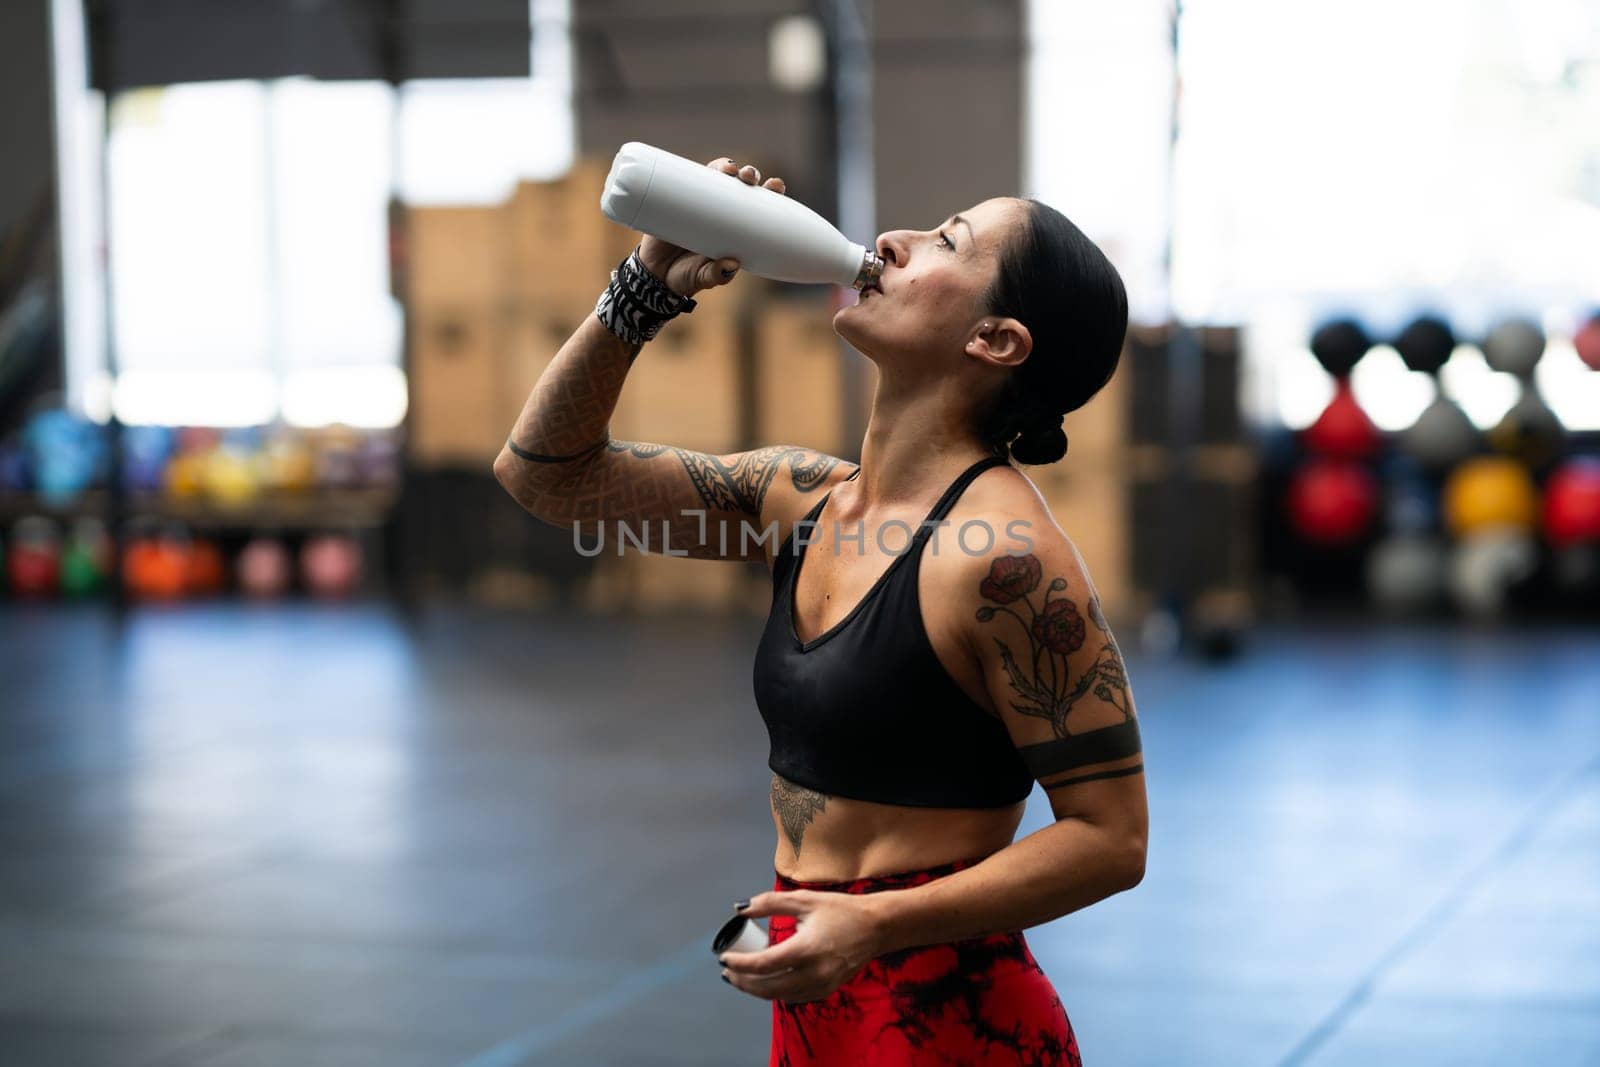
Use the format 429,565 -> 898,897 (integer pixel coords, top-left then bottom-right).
594,248 -> 697,346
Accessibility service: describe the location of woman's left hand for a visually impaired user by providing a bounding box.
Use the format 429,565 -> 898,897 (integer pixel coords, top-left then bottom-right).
718,890 -> 888,1003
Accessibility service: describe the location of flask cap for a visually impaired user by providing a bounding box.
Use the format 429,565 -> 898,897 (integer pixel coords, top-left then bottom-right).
853,250 -> 885,291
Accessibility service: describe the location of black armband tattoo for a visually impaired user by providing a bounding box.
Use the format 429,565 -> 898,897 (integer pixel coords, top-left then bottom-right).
1041,762 -> 1145,791
505,437 -> 610,464
1016,717 -> 1143,780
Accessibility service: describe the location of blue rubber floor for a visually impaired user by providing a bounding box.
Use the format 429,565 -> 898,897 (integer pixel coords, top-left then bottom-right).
0,604 -> 1595,1066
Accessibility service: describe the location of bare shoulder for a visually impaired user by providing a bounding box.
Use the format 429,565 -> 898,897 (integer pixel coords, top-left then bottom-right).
926,462 -> 1144,821
942,464 -> 1139,781
925,463 -> 1094,606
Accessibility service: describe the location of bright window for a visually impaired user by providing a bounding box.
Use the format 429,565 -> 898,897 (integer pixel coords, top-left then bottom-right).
1028,0 -> 1600,429
57,0 -> 574,428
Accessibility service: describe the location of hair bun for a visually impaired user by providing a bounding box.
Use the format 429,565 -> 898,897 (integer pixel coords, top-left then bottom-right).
1009,413 -> 1068,465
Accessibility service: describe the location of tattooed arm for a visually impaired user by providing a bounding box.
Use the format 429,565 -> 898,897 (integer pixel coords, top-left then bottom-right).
864,527 -> 1148,953
492,316 -> 849,562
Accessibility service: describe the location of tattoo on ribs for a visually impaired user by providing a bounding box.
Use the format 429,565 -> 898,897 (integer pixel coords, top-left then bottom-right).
770,774 -> 829,856
975,554 -> 1134,739
605,444 -> 842,517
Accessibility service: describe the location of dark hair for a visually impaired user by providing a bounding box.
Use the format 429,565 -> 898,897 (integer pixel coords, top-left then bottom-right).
975,199 -> 1128,465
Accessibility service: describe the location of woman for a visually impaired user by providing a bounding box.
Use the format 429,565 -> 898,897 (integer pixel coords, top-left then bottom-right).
495,157 -> 1146,1065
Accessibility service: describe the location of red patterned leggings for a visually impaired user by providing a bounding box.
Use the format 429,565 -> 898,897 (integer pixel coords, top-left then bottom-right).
767,858 -> 1083,1066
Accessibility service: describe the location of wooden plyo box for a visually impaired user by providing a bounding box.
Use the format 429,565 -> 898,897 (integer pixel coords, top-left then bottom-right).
755,297 -> 845,456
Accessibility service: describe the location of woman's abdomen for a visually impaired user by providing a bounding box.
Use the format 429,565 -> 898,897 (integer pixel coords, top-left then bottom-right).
769,773 -> 1023,882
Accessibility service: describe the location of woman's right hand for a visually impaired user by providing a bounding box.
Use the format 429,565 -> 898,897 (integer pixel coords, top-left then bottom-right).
637,157 -> 787,298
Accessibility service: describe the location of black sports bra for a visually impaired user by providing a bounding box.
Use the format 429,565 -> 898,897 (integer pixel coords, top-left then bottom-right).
752,455 -> 1035,809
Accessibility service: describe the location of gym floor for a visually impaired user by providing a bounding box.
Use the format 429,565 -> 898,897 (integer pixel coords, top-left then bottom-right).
0,605 -> 1596,1066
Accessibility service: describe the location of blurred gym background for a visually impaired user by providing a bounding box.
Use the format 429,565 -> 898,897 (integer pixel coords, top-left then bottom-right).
1,1 -> 1596,1065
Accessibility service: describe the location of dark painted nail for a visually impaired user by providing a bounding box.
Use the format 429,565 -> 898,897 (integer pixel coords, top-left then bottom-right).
720,974 -> 731,984
735,898 -> 750,910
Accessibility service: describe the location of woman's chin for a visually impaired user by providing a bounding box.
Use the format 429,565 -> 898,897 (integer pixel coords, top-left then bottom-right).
830,311 -> 879,358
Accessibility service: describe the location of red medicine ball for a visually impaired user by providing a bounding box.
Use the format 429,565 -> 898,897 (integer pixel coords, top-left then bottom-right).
1288,459 -> 1380,546
1575,315 -> 1600,372
1544,459 -> 1600,547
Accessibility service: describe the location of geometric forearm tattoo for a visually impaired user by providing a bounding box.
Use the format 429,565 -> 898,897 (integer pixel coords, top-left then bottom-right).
499,316 -> 849,556
770,774 -> 829,857
975,553 -> 1142,785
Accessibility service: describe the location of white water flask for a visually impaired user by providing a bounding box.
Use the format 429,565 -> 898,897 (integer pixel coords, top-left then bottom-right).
599,141 -> 885,290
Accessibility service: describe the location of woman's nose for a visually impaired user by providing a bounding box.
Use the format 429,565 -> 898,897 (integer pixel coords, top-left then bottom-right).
876,231 -> 907,266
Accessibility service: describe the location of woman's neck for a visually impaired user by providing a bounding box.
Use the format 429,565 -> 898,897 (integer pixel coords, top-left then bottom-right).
849,372 -> 996,510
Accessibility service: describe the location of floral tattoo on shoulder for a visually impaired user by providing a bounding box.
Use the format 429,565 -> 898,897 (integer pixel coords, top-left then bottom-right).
976,553 -> 1132,737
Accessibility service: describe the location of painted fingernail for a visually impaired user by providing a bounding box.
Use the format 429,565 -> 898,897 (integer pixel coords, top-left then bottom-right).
722,267 -> 736,278
735,898 -> 750,910
718,956 -> 729,966
721,974 -> 731,984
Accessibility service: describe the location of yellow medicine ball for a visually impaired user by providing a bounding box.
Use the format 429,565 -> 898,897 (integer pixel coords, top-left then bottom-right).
163,452 -> 207,499
203,449 -> 262,506
1444,456 -> 1539,536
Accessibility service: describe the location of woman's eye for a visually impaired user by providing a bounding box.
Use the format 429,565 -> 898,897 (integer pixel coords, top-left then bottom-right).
939,231 -> 955,250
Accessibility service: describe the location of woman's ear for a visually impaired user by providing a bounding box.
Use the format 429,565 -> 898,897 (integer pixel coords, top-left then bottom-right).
965,318 -> 1033,369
